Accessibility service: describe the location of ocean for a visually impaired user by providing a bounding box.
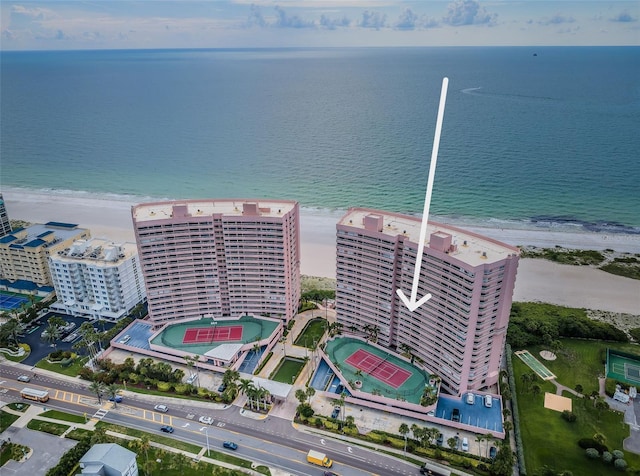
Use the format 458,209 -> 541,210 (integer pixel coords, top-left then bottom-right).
1,46 -> 639,234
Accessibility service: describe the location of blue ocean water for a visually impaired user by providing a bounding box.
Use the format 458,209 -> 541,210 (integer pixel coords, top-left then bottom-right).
1,47 -> 639,233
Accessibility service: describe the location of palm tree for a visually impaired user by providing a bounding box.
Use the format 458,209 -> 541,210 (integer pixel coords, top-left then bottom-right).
531,384 -> 541,397
447,437 -> 457,451
484,432 -> 494,458
131,435 -> 151,475
42,323 -> 62,349
398,423 -> 410,455
475,434 -> 484,457
305,386 -> 316,403
106,383 -> 121,408
295,389 -> 307,404
223,369 -> 240,385
89,380 -> 107,404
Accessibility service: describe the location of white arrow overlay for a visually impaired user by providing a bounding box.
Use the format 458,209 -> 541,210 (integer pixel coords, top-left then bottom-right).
396,77 -> 449,312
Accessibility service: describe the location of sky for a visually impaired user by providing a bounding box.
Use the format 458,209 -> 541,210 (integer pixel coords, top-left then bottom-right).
1,1 -> 638,50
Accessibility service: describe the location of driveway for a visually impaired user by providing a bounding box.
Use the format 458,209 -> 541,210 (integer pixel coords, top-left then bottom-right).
21,313 -> 115,366
1,426 -> 78,476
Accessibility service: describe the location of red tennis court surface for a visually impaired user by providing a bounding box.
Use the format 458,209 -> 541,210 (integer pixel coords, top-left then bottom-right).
183,326 -> 243,344
345,349 -> 412,389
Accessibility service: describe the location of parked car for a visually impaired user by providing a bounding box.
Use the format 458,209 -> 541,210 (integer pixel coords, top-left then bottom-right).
186,374 -> 197,384
109,395 -> 123,403
217,383 -> 227,393
323,472 -> 340,476
466,393 -> 475,405
489,446 -> 497,459
119,335 -> 131,344
484,394 -> 493,408
461,437 -> 469,452
199,416 -> 213,425
17,375 -> 30,383
451,408 -> 461,422
222,441 -> 238,450
160,425 -> 174,433
154,404 -> 169,413
436,433 -> 444,446
331,406 -> 340,419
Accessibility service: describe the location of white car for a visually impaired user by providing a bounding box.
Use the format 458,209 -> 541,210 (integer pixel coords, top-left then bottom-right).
154,404 -> 169,413
199,416 -> 213,425
461,437 -> 469,452
17,375 -> 31,382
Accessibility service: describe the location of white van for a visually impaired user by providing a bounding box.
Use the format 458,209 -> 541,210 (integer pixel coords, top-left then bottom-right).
466,393 -> 475,405
484,394 -> 493,408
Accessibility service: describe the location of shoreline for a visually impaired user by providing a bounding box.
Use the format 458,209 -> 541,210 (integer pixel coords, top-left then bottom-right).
2,189 -> 639,314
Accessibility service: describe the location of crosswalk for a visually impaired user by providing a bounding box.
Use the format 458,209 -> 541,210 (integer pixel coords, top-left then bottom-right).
93,408 -> 109,420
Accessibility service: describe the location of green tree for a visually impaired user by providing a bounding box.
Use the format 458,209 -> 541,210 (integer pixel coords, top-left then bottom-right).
105,383 -> 121,408
295,389 -> 307,404
491,442 -> 515,476
399,423 -> 410,455
305,386 -> 316,403
89,380 -> 106,404
446,437 -> 457,451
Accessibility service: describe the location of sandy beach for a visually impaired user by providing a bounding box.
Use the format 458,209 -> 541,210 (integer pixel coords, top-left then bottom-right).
3,189 -> 638,315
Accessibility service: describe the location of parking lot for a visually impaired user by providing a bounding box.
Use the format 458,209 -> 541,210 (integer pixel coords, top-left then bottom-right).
19,312 -> 115,366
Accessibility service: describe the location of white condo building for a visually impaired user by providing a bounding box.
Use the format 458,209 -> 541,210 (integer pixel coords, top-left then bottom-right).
49,238 -> 146,321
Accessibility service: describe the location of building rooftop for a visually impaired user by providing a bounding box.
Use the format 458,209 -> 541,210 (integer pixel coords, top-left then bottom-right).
338,208 -> 519,266
132,199 -> 297,223
0,222 -> 87,249
79,443 -> 135,474
53,238 -> 137,264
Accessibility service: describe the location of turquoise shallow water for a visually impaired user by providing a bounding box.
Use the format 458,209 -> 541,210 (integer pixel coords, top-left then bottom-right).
1,47 -> 639,233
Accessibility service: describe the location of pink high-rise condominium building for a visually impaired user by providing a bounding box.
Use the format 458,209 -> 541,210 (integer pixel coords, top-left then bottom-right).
132,199 -> 300,326
336,208 -> 519,395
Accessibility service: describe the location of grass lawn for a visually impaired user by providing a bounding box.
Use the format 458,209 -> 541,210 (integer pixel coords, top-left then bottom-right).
41,409 -> 86,423
513,353 -> 640,475
7,402 -> 30,412
294,318 -> 326,348
26,419 -> 70,436
0,442 -> 29,466
0,410 -> 21,432
36,355 -> 89,377
527,340 -> 640,396
270,357 -> 306,383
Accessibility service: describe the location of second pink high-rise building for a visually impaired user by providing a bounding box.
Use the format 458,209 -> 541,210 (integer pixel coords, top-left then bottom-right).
336,208 -> 520,396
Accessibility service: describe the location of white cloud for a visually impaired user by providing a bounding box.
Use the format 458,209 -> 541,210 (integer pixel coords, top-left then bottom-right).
359,10 -> 386,29
442,0 -> 497,27
611,11 -> 636,22
538,14 -> 575,26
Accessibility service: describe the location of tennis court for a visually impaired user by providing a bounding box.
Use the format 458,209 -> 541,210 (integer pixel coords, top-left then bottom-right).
607,349 -> 640,386
515,350 -> 556,380
0,291 -> 29,311
324,337 -> 430,404
183,325 -> 243,344
345,349 -> 412,388
150,315 -> 279,356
